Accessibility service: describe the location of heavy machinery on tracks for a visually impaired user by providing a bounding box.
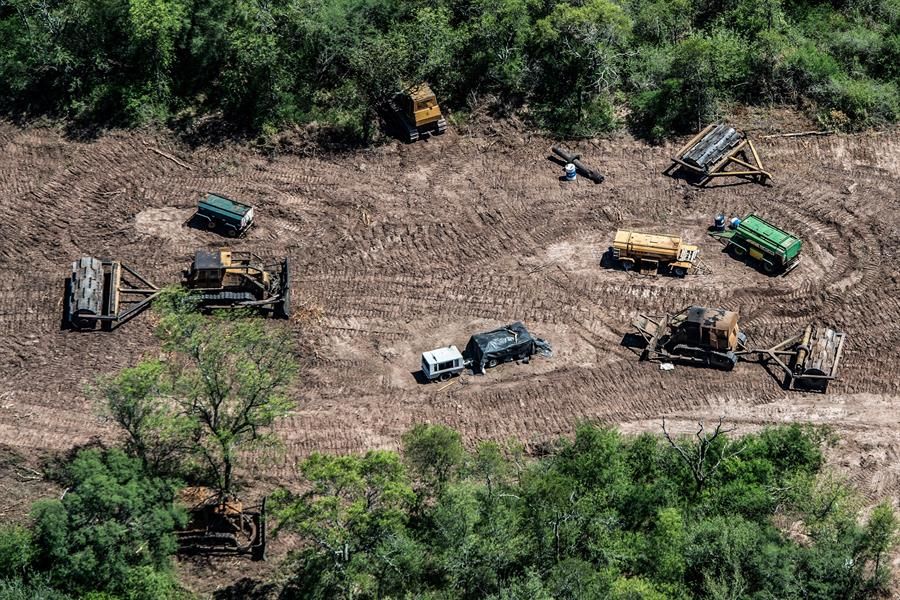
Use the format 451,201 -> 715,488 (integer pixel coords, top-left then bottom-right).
633,307 -> 746,371
609,229 -> 700,276
710,214 -> 802,274
387,83 -> 447,143
67,258 -> 162,331
631,306 -> 846,391
177,487 -> 266,561
182,249 -> 290,318
67,249 -> 290,330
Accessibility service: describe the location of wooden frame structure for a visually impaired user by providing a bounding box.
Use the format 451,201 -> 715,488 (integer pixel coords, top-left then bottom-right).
666,123 -> 772,186
68,258 -> 161,331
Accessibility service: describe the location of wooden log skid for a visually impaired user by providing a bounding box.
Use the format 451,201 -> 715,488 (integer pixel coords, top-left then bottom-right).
670,124 -> 770,185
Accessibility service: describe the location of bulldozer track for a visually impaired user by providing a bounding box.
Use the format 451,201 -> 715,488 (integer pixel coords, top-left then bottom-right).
0,123 -> 898,512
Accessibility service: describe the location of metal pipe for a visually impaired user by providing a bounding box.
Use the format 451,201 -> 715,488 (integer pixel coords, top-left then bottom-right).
794,324 -> 813,374
552,146 -> 605,183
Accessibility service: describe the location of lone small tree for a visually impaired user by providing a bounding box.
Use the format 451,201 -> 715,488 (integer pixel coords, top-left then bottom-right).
100,360 -> 195,475
662,417 -> 741,493
103,288 -> 297,497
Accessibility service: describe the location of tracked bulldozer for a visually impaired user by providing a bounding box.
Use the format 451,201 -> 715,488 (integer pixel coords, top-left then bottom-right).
182,249 -> 290,319
631,306 -> 846,391
66,249 -> 291,330
387,83 -> 447,142
633,307 -> 746,371
177,487 -> 266,560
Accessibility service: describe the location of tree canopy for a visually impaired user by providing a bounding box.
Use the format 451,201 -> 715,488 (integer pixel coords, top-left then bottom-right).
0,448 -> 186,600
2,0 -> 899,139
274,423 -> 898,600
2,422 -> 896,599
100,289 -> 298,496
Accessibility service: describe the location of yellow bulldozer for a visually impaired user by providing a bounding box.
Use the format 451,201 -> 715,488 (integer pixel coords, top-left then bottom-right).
630,306 -> 846,391
387,83 -> 447,142
182,249 -> 290,319
66,249 -> 290,331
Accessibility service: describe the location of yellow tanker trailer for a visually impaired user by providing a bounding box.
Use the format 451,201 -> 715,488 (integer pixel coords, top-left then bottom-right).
610,230 -> 699,277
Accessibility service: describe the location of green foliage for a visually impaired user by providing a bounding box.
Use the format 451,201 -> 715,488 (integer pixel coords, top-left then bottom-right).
275,423 -> 898,599
99,360 -> 194,474
3,0 -> 899,136
629,30 -> 750,139
401,423 -> 465,494
0,527 -> 34,579
273,451 -> 419,598
17,449 -> 186,599
530,0 -> 630,135
631,0 -> 693,45
101,287 -> 297,496
0,577 -> 75,600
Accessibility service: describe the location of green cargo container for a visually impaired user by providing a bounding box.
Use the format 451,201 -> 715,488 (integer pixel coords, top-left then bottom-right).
196,193 -> 254,237
713,214 -> 802,273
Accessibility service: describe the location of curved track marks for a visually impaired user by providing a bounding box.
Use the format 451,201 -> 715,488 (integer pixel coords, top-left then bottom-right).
0,125 -> 897,502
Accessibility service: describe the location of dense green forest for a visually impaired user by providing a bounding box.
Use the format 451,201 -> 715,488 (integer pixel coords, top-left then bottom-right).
2,0 -> 900,140
2,423 -> 897,599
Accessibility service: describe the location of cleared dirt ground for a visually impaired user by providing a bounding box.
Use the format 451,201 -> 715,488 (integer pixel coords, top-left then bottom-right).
1,116 -> 899,587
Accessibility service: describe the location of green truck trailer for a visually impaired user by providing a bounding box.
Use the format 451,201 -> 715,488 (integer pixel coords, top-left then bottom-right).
195,193 -> 254,237
711,214 -> 802,274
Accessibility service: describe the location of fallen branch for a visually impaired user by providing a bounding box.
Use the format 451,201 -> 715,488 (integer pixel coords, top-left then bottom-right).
761,130 -> 832,139
436,380 -> 457,392
151,147 -> 194,170
16,465 -> 43,478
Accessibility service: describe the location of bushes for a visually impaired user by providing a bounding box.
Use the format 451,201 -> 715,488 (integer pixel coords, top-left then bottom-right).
818,76 -> 900,125
0,527 -> 33,580
273,424 -> 898,599
0,577 -> 75,600
1,0 -> 899,137
2,449 -> 186,600
628,30 -> 750,140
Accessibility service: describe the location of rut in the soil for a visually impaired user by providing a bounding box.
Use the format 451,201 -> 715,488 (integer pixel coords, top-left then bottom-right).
0,125 -> 898,503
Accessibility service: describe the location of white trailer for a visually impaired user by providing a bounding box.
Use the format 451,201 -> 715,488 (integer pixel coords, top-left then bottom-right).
421,346 -> 465,381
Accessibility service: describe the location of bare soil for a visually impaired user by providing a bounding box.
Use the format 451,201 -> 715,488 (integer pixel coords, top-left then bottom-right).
1,116 -> 899,593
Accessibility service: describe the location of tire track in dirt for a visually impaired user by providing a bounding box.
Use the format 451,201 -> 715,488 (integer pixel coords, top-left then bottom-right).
0,124 -> 898,508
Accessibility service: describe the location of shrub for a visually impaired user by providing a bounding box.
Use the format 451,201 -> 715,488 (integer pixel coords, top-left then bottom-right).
816,76 -> 900,127
0,527 -> 34,579
30,449 -> 185,598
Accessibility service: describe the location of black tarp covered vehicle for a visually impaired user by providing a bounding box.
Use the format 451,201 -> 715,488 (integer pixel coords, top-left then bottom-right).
464,322 -> 549,373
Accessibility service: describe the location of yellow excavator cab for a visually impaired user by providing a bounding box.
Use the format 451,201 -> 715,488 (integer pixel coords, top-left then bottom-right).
182,249 -> 291,319
389,83 -> 447,142
408,84 -> 442,127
